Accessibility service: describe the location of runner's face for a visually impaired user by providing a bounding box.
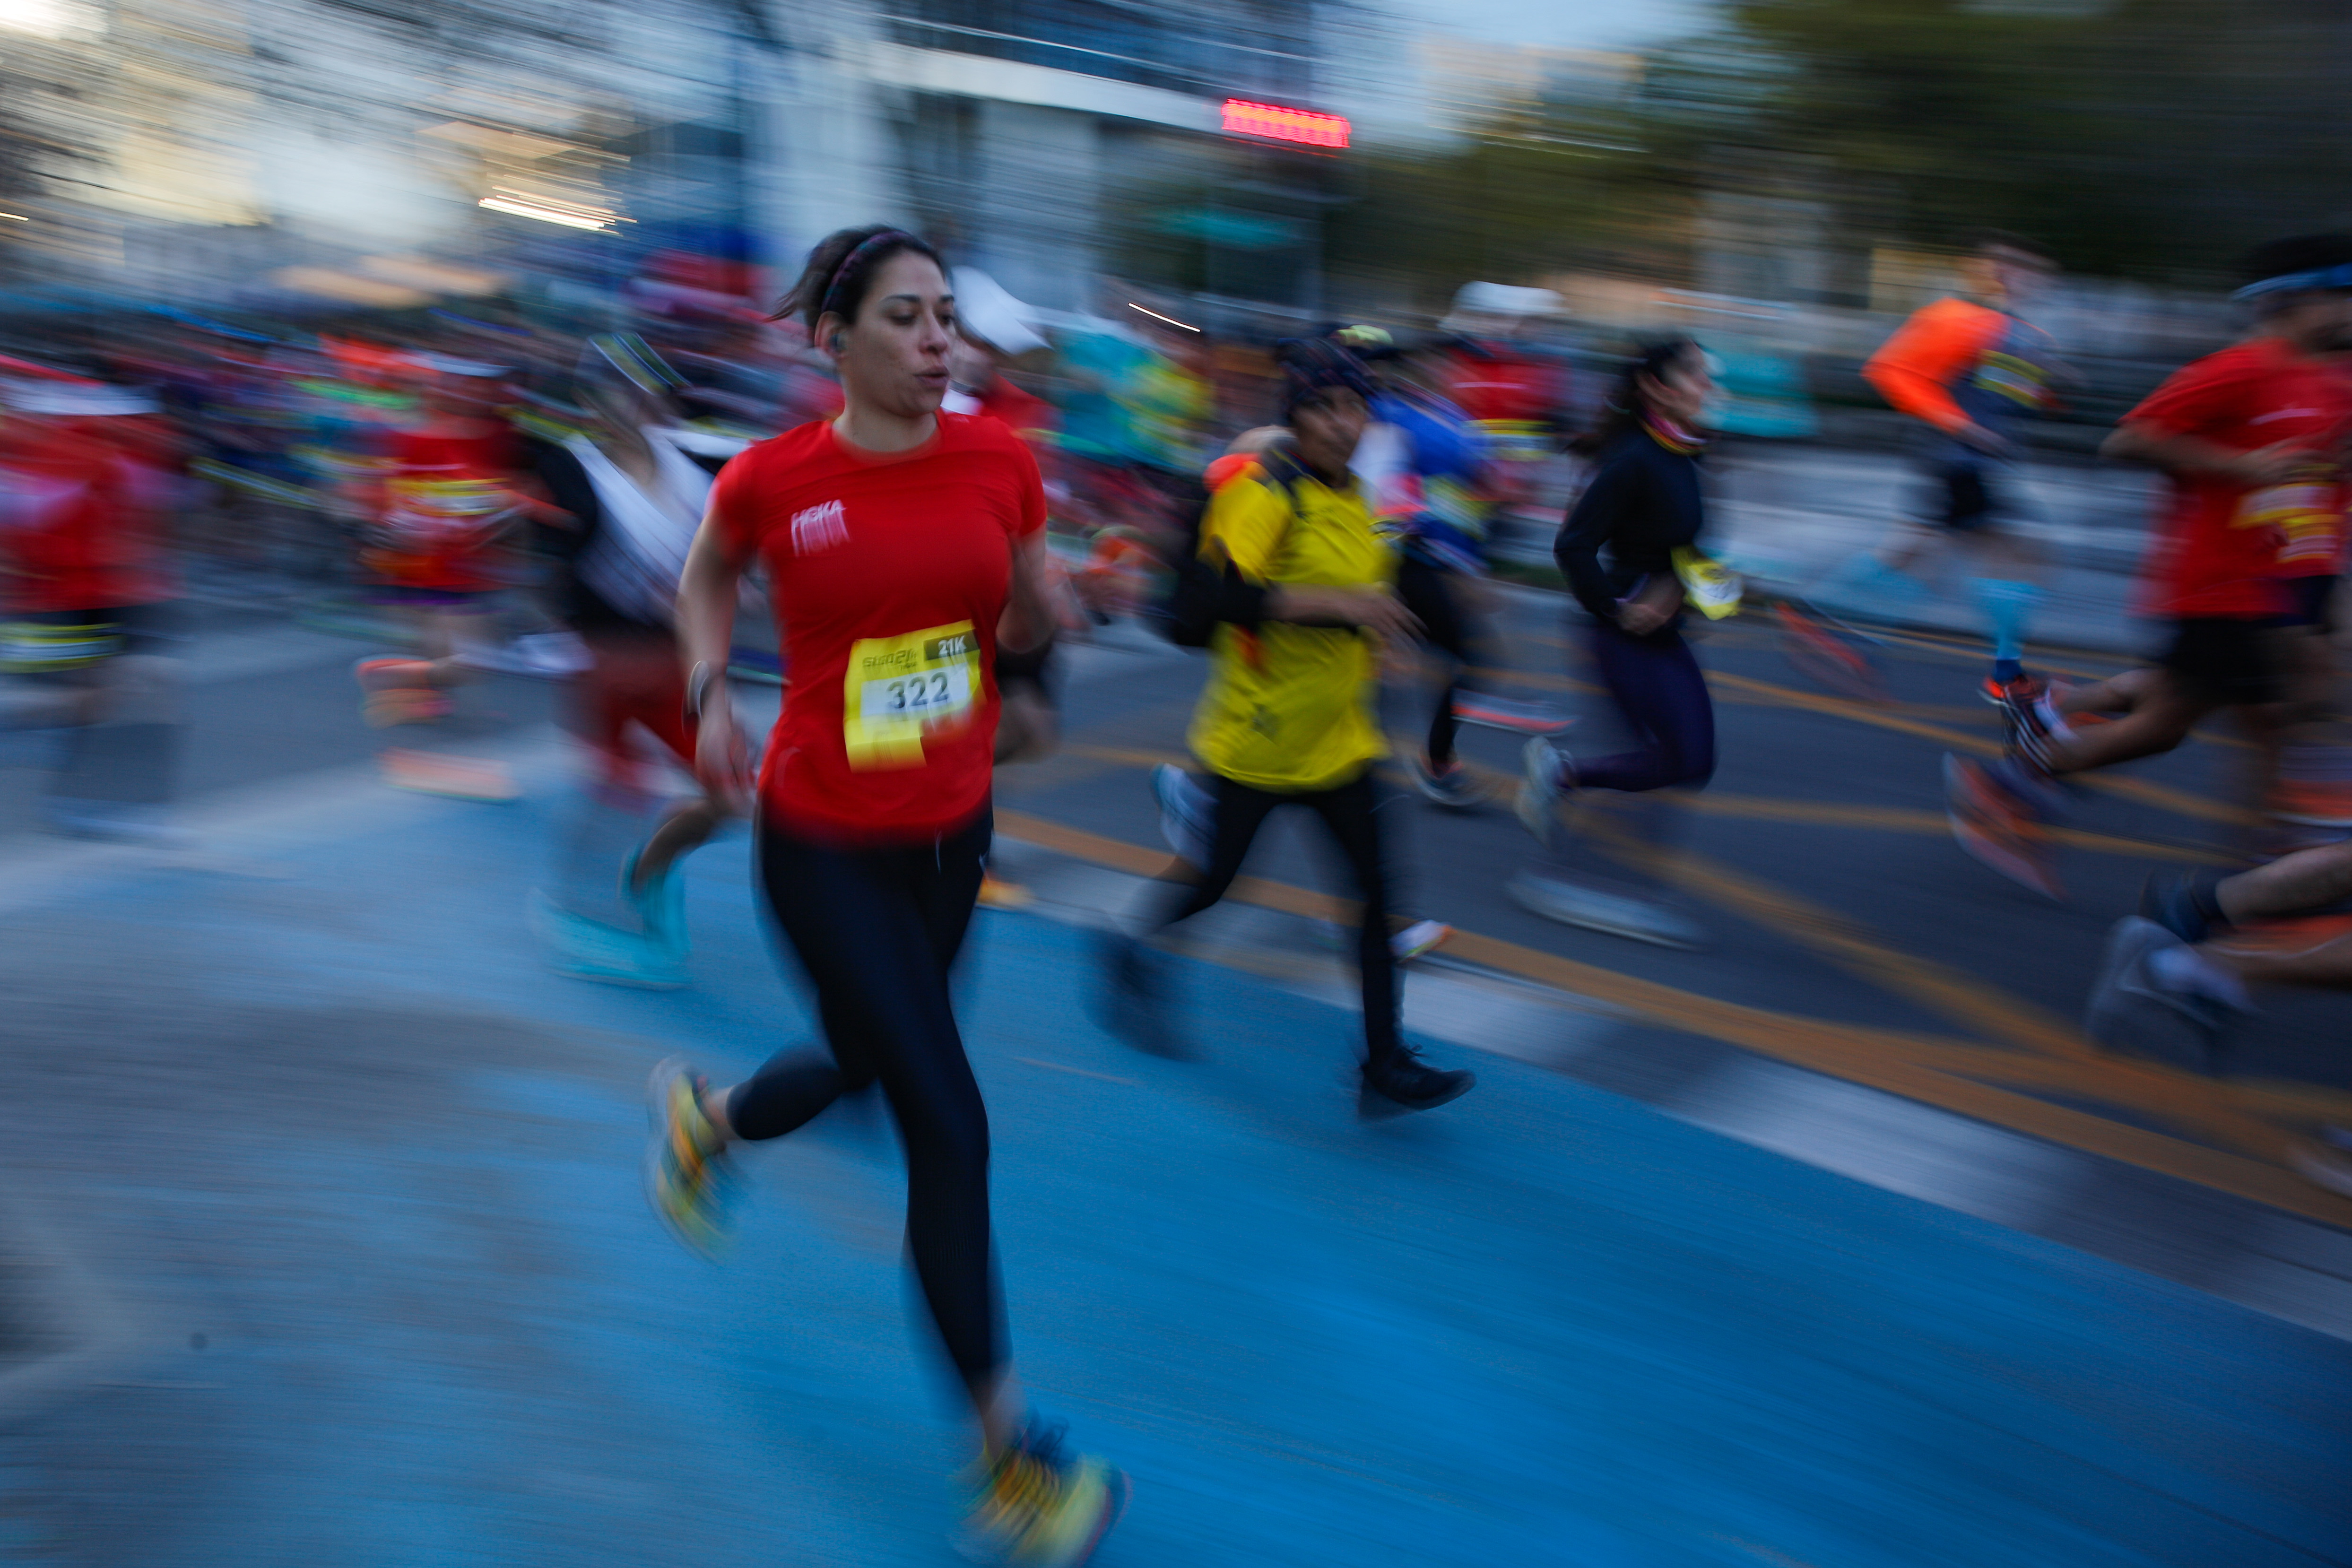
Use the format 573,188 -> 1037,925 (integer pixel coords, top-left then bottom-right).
825,251 -> 954,420
2278,291 -> 2352,355
1640,351 -> 1712,428
1987,248 -> 2056,307
1290,388 -> 1368,474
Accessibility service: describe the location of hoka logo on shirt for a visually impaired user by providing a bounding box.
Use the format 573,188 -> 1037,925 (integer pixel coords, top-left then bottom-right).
790,499 -> 848,554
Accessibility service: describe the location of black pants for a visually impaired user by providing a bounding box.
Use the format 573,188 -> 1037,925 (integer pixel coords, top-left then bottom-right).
731,809 -> 1003,1392
1149,769 -> 1403,1061
1578,622 -> 1716,792
1395,554 -> 1479,767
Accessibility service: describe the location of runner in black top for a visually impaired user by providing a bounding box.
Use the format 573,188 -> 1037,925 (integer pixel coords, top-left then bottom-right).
1518,338 -> 1723,845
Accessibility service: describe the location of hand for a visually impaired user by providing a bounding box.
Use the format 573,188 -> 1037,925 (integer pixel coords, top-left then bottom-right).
692,700 -> 752,816
1616,576 -> 1683,636
1617,600 -> 1671,636
1956,422 -> 2014,459
1273,584 -> 1423,641
2234,441 -> 2310,489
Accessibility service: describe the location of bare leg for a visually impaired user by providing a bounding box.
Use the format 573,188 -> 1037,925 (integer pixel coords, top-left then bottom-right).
2045,671 -> 2219,774
2215,838 -> 2352,924
628,795 -> 726,894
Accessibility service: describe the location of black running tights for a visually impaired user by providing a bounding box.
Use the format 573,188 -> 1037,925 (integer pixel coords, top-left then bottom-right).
730,810 -> 1003,1394
1395,554 -> 1481,768
1150,769 -> 1403,1062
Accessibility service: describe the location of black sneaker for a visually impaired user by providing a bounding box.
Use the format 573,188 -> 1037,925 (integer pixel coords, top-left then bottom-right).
1360,1047 -> 1475,1112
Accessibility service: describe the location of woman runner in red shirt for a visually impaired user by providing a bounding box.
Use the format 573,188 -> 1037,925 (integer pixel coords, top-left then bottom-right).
642,226 -> 1124,1565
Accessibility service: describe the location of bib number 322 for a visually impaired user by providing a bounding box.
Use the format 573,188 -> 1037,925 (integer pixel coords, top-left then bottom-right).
843,620 -> 981,770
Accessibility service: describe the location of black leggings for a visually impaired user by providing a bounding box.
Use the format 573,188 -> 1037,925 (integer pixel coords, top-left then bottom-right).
1395,554 -> 1481,767
1579,623 -> 1716,792
1149,768 -> 1403,1061
730,809 -> 1002,1393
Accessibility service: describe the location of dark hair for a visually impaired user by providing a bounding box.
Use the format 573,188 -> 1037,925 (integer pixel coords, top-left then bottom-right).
773,225 -> 946,337
1972,228 -> 2055,266
1577,337 -> 1701,455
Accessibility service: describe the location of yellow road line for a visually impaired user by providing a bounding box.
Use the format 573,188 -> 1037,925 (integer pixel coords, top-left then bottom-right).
1701,669 -> 2263,828
1603,790 -> 2230,866
992,808 -> 2352,1230
1065,742 -> 2231,867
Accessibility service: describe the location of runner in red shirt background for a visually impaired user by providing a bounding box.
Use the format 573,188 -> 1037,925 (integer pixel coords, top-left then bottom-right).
352,355 -> 542,727
640,225 -> 1125,1566
0,373 -> 189,840
1947,233 -> 2352,899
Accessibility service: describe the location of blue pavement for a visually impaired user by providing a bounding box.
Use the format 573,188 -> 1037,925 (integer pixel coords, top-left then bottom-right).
0,758 -> 2346,1566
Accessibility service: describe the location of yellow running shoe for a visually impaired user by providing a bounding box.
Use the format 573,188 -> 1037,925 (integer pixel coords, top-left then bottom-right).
643,1057 -> 732,1258
961,1421 -> 1127,1566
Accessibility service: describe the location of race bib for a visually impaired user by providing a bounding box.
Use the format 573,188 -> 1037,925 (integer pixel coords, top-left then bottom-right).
1671,546 -> 1743,620
843,620 -> 981,770
2234,463 -> 2343,566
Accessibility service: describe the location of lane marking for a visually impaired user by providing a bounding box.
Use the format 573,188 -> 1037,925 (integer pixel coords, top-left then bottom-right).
1060,742 -> 2231,868
993,809 -> 2352,1231
1700,668 -> 2263,828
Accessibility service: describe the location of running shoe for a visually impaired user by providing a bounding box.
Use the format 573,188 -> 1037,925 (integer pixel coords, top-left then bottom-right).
2082,917 -> 2246,1074
621,845 -> 689,953
1775,601 -> 1888,704
2139,868 -> 2229,946
1392,918 -> 1452,962
1985,675 -> 2067,774
1150,763 -> 1213,867
1514,737 -> 1568,849
2288,1124 -> 2352,1200
642,1056 -> 731,1257
960,1419 -> 1127,1567
1943,754 -> 2063,900
1450,691 -> 1573,735
979,873 -> 1035,910
534,892 -> 687,988
380,749 -> 521,801
1406,751 -> 1483,810
1360,1045 -> 1476,1113
355,657 -> 447,728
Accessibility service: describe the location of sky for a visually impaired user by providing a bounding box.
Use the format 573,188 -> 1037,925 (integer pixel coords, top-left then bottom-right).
1399,0 -> 1710,52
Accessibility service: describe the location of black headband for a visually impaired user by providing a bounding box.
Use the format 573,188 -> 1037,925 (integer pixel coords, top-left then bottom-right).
818,230 -> 920,326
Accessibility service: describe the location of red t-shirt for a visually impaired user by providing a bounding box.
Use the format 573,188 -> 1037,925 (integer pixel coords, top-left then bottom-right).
2126,336 -> 2352,617
363,424 -> 522,593
0,416 -> 177,614
712,412 -> 1045,843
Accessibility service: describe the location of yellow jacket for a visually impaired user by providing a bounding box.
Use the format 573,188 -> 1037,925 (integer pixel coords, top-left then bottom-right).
1188,452 -> 1394,792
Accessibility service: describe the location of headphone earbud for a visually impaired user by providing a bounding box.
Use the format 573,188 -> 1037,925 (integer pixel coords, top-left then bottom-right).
829,333 -> 845,352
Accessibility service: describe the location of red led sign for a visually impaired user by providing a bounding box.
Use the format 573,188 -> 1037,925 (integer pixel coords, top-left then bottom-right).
1221,99 -> 1350,149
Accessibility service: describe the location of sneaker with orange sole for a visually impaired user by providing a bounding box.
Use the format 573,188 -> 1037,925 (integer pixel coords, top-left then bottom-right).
1944,753 -> 2063,899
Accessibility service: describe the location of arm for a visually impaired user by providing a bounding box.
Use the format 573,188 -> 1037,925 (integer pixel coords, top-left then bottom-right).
2101,418 -> 2303,487
1554,452 -> 1638,622
676,500 -> 753,813
1862,300 -> 2007,453
1001,528 -> 1055,654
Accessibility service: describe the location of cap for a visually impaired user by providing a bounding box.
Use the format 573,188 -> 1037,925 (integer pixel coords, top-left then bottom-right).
952,267 -> 1047,356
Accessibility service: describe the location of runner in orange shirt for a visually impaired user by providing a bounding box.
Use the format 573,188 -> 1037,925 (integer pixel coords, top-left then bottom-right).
1783,232 -> 2062,711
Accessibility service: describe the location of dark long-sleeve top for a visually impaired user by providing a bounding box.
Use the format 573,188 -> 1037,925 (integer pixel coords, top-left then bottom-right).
1552,427 -> 1707,631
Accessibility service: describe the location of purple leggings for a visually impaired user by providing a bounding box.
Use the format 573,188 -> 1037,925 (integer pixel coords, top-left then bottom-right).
1576,623 -> 1716,792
